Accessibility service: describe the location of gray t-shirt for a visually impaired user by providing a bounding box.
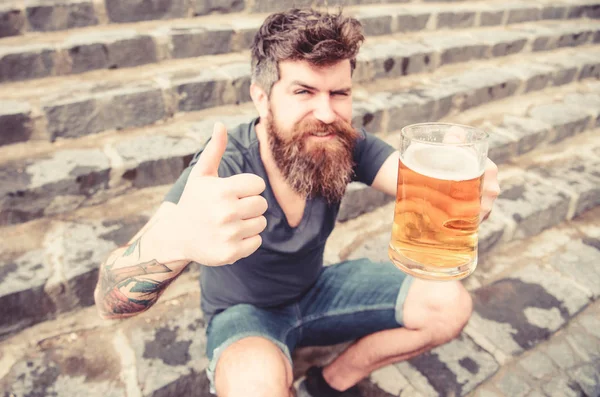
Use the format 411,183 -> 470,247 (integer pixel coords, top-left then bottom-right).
164,118 -> 395,322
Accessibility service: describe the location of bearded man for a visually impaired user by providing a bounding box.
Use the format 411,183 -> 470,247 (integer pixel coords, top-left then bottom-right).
94,8 -> 500,397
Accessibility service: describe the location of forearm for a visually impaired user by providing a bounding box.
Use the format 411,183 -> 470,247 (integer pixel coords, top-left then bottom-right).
94,218 -> 189,319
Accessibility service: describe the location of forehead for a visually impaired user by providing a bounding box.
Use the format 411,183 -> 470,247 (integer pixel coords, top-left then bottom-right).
277,59 -> 352,88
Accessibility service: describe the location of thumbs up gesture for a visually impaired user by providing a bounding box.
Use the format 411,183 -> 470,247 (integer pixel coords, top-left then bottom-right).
173,122 -> 268,266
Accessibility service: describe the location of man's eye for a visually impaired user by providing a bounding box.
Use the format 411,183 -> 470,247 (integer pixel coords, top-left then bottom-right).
295,90 -> 309,95
333,92 -> 350,96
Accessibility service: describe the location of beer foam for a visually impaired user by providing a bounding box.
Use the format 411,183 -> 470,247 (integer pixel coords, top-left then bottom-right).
401,143 -> 482,181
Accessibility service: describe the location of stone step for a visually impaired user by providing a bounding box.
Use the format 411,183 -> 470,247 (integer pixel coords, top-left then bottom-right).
1,47 -> 599,227
2,0 -> 597,40
2,20 -> 599,148
1,101 -> 598,340
0,194 -> 598,397
1,0 -> 598,83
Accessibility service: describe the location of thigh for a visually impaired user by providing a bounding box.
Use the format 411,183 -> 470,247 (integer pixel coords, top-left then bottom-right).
297,258 -> 414,347
205,303 -> 297,394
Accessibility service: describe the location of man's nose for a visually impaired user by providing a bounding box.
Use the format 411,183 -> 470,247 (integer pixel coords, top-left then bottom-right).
313,96 -> 336,124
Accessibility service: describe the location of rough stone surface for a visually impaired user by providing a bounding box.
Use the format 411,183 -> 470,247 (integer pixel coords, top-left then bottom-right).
568,362 -> 600,397
518,350 -> 558,380
193,0 -> 244,16
400,334 -> 499,396
470,264 -> 590,357
494,172 -> 570,239
528,103 -> 592,143
380,91 -> 437,130
542,375 -> 585,397
0,100 -> 34,146
106,0 -> 189,23
436,10 -> 476,29
495,371 -> 532,397
499,115 -> 550,155
115,135 -> 197,188
0,44 -> 56,82
347,230 -> 391,264
0,330 -> 126,396
0,7 -> 25,37
27,1 -> 98,31
422,34 -> 487,66
0,150 -> 110,225
357,41 -> 434,82
0,250 -> 55,338
486,127 -> 518,165
124,305 -> 210,396
531,156 -> 600,219
175,70 -> 230,112
478,213 -> 507,255
171,25 -> 234,58
395,11 -> 431,32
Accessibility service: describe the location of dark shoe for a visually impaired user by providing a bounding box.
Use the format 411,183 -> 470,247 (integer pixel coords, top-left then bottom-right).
300,366 -> 362,397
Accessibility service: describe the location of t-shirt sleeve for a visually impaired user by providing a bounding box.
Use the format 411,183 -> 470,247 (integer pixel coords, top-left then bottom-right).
352,129 -> 396,186
163,139 -> 242,204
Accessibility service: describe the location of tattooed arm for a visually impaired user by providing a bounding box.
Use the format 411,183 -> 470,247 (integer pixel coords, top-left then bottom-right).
94,202 -> 189,319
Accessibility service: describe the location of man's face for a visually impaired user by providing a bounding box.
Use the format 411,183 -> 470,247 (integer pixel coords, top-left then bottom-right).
264,59 -> 360,203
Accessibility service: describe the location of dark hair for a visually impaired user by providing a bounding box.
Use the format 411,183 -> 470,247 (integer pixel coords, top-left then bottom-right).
250,8 -> 364,96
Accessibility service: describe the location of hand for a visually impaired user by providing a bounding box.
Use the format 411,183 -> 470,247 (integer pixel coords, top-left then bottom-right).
480,158 -> 500,223
172,122 -> 268,266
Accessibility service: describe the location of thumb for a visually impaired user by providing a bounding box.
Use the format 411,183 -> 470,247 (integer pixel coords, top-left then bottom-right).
192,122 -> 228,177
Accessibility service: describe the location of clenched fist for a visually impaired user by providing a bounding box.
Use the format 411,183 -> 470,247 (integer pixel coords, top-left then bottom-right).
171,122 -> 268,266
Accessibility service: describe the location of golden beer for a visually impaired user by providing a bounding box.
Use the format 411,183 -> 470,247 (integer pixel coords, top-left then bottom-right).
389,143 -> 484,280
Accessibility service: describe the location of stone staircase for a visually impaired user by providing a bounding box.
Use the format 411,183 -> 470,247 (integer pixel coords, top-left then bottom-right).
1,0 -> 599,395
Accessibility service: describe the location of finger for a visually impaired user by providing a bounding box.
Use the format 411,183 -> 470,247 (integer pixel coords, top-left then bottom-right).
236,195 -> 268,220
238,216 -> 268,239
443,125 -> 468,144
236,235 -> 263,259
225,173 -> 267,198
191,122 -> 228,178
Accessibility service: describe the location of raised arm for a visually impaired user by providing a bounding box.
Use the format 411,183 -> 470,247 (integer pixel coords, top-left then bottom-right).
94,123 -> 268,319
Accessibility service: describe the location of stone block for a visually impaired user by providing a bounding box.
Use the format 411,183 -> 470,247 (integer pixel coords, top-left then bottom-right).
556,29 -> 593,49
436,11 -> 476,29
548,241 -> 600,299
416,85 -> 459,120
396,334 -> 499,397
26,1 -> 98,31
495,372 -> 531,397
0,331 -> 127,396
115,135 -> 198,188
479,10 -> 504,27
251,0 -> 312,12
565,322 -> 600,362
474,30 -> 527,58
528,103 -> 591,143
541,5 -> 567,20
544,336 -> 586,370
494,172 -> 570,239
478,213 -> 506,255
99,85 -> 166,131
358,41 -> 434,82
507,62 -> 557,93
174,69 -> 230,111
531,156 -> 600,219
395,11 -> 431,32
352,100 -> 385,133
44,96 -> 102,139
383,92 -> 437,130
171,25 -> 234,58
506,5 -> 541,24
486,127 -> 517,165
470,264 -> 590,357
542,375 -> 586,397
0,6 -> 25,37
422,34 -> 487,66
338,182 -> 394,222
0,100 -> 34,146
518,350 -> 558,380
106,0 -> 189,23
0,44 -> 56,82
193,0 -> 244,16
219,62 -> 252,104
358,14 -> 393,36
347,230 -> 391,264
0,250 -> 55,338
440,69 -> 520,111
64,31 -> 158,73
568,363 -> 600,397
583,4 -> 600,18
0,150 -> 110,225
123,303 -> 210,397
579,53 -> 600,80
500,115 -> 551,155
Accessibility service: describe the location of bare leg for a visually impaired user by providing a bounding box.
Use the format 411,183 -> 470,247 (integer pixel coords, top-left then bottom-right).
321,279 -> 473,391
215,336 -> 294,397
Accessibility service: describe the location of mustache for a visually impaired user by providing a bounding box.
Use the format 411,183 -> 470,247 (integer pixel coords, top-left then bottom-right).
293,117 -> 359,141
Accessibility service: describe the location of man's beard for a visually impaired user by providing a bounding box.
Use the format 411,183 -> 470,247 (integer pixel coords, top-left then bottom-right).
266,109 -> 360,204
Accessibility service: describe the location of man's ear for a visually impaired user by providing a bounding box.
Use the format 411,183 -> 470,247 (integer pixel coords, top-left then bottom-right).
250,83 -> 269,119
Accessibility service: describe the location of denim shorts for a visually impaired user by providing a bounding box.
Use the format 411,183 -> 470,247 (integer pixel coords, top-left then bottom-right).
204,258 -> 414,394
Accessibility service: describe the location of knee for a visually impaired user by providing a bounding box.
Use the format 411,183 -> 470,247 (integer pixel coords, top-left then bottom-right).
214,336 -> 293,397
405,280 -> 473,347
427,281 -> 473,346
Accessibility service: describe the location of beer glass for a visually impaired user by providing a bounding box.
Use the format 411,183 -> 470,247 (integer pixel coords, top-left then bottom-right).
388,123 -> 489,281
